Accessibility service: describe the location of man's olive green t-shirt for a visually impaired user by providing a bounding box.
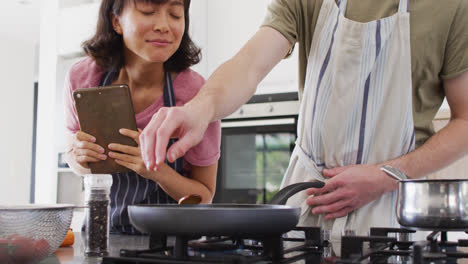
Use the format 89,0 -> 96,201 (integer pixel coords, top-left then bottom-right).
262,0 -> 468,147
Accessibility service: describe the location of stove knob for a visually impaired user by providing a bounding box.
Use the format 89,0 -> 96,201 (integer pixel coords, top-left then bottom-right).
268,105 -> 274,113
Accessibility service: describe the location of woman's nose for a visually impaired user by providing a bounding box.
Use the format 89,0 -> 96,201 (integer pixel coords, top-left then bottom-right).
152,13 -> 169,33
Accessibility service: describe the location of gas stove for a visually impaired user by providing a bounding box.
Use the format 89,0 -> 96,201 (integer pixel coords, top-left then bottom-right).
101,227 -> 468,263
340,228 -> 468,264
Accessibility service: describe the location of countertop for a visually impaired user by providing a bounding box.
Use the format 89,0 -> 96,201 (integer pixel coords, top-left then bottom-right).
39,232 -> 150,264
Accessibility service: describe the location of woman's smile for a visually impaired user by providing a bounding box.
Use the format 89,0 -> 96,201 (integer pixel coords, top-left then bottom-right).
147,38 -> 172,47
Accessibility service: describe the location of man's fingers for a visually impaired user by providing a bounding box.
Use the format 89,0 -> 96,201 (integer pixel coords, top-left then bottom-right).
154,110 -> 182,166
166,131 -> 198,163
306,188 -> 347,207
322,165 -> 354,178
324,207 -> 353,220
310,198 -> 351,215
306,179 -> 340,196
141,110 -> 168,170
139,132 -> 152,170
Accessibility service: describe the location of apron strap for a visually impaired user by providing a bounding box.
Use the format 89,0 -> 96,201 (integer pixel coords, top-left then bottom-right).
162,71 -> 185,173
99,71 -> 118,86
163,71 -> 175,107
338,0 -> 408,15
336,0 -> 348,14
398,0 -> 409,13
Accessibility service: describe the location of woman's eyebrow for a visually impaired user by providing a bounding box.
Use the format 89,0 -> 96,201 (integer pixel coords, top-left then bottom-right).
170,0 -> 183,7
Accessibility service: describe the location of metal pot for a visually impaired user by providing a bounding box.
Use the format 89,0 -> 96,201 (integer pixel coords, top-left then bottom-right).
128,181 -> 324,236
381,165 -> 468,230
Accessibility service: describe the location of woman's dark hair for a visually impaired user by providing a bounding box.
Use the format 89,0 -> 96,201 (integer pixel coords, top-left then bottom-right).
82,0 -> 201,72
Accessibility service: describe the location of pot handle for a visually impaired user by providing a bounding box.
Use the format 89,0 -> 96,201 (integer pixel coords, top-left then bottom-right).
380,165 -> 409,181
268,181 -> 325,205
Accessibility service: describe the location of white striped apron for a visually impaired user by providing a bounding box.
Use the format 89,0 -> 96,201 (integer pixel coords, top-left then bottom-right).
281,0 -> 415,255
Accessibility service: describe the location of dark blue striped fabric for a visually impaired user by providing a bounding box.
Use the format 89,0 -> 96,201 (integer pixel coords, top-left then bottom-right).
356,20 -> 382,164
100,71 -> 185,234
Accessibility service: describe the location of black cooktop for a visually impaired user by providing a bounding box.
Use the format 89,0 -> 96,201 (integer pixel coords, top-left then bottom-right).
101,227 -> 468,264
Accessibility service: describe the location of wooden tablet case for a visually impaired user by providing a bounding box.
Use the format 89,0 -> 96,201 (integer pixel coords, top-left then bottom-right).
73,84 -> 138,174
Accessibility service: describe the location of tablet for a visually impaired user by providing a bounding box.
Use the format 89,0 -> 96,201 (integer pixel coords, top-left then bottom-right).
73,84 -> 138,174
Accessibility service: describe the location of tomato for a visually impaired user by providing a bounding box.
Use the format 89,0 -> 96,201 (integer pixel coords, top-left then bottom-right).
0,244 -> 10,263
6,234 -> 20,240
10,240 -> 36,264
33,239 -> 50,259
0,234 -> 51,264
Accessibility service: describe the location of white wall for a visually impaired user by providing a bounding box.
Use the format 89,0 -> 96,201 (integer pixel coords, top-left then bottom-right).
36,0 -> 60,204
0,1 -> 39,203
204,0 -> 298,94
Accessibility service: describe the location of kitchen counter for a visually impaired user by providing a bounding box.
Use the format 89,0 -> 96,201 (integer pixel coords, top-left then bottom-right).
39,232 -> 150,264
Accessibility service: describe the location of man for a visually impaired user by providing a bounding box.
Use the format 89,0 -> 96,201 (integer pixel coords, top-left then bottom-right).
140,0 -> 468,246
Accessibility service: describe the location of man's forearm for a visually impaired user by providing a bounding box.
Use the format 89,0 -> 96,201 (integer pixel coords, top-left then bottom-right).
189,58 -> 258,122
387,117 -> 468,179
186,27 -> 292,123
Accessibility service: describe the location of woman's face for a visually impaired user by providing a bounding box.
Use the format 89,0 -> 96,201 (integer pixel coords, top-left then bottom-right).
113,0 -> 185,65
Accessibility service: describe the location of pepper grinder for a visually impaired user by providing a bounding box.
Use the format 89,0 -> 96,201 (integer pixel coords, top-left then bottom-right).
83,174 -> 112,257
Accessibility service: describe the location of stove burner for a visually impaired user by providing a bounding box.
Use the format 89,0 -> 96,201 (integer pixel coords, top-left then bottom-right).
337,228 -> 468,264
102,227 -> 328,264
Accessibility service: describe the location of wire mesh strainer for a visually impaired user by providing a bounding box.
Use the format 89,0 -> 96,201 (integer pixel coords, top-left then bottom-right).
0,204 -> 74,264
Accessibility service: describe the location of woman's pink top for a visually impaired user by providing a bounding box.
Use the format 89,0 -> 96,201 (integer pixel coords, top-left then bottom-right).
64,57 -> 221,169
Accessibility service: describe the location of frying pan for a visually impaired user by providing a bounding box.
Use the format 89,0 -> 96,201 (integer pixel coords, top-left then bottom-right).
381,165 -> 468,231
128,181 -> 324,236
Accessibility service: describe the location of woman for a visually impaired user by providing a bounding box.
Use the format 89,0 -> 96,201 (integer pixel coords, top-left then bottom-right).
64,0 -> 220,234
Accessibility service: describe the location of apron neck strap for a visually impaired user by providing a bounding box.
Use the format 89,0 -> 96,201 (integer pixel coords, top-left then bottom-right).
398,0 -> 409,13
337,0 -> 348,14
161,71 -> 184,173
162,71 -> 176,107
338,0 -> 409,15
100,71 -> 118,86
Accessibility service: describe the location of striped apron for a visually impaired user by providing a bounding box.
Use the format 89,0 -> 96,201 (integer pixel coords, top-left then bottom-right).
101,71 -> 185,234
281,0 -> 415,255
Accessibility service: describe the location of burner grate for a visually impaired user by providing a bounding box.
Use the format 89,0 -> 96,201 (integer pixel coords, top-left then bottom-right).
337,228 -> 468,264
102,227 -> 327,264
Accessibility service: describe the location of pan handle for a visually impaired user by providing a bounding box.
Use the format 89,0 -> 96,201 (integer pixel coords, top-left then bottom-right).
268,181 -> 325,205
